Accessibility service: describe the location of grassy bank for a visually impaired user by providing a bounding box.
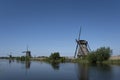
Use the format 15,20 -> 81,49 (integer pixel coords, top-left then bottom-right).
1,56 -> 120,65
103,60 -> 120,64
26,57 -> 120,64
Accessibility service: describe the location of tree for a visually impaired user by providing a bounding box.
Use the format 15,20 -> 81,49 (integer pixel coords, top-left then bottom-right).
87,47 -> 112,63
96,47 -> 112,62
49,52 -> 60,60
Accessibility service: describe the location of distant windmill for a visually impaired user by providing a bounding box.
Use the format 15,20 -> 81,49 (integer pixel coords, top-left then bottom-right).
9,54 -> 12,58
7,52 -> 12,59
22,45 -> 31,57
74,27 -> 91,58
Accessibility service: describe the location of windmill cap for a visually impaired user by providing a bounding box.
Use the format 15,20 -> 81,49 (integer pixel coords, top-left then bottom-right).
79,40 -> 88,44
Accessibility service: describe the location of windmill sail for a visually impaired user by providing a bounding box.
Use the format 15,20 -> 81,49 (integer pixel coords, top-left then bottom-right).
74,43 -> 78,58
74,27 -> 82,58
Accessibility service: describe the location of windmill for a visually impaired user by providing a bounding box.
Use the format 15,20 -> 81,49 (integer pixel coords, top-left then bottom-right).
7,52 -> 12,59
22,45 -> 31,57
74,27 -> 91,58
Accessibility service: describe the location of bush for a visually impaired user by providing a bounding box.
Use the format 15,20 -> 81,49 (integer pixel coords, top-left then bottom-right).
16,56 -> 30,61
60,57 -> 65,62
87,51 -> 97,63
20,56 -> 26,61
96,47 -> 112,62
88,47 -> 112,63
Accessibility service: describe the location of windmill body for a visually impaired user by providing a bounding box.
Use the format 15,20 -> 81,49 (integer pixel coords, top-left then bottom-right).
77,40 -> 89,57
26,51 -> 31,57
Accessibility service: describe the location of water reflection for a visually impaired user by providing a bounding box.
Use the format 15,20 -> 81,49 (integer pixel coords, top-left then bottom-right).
96,63 -> 111,71
49,62 -> 60,70
76,63 -> 89,80
16,60 -> 31,69
9,59 -> 14,64
9,59 -> 11,64
90,64 -> 112,80
76,63 -> 113,80
25,61 -> 31,69
0,60 -> 120,80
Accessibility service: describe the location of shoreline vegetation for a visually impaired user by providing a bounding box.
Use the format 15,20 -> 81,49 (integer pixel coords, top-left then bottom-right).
0,55 -> 120,64
0,47 -> 120,64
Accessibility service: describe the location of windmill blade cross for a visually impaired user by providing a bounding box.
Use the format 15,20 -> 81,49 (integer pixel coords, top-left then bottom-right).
78,27 -> 82,40
88,43 -> 91,52
22,51 -> 26,53
74,43 -> 78,58
74,26 -> 82,58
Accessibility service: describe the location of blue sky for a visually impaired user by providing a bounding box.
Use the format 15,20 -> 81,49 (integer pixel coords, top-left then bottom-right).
0,0 -> 120,57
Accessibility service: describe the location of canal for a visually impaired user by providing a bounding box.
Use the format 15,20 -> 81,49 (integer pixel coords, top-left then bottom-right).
0,59 -> 120,80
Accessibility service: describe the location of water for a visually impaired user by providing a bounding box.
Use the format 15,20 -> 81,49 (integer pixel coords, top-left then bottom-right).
0,59 -> 120,80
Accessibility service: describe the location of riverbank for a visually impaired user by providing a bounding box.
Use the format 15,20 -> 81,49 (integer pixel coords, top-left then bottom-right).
30,56 -> 120,64
0,56 -> 120,64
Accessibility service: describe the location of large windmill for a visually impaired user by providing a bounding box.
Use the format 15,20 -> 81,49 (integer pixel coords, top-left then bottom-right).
22,45 -> 31,57
74,27 -> 91,58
